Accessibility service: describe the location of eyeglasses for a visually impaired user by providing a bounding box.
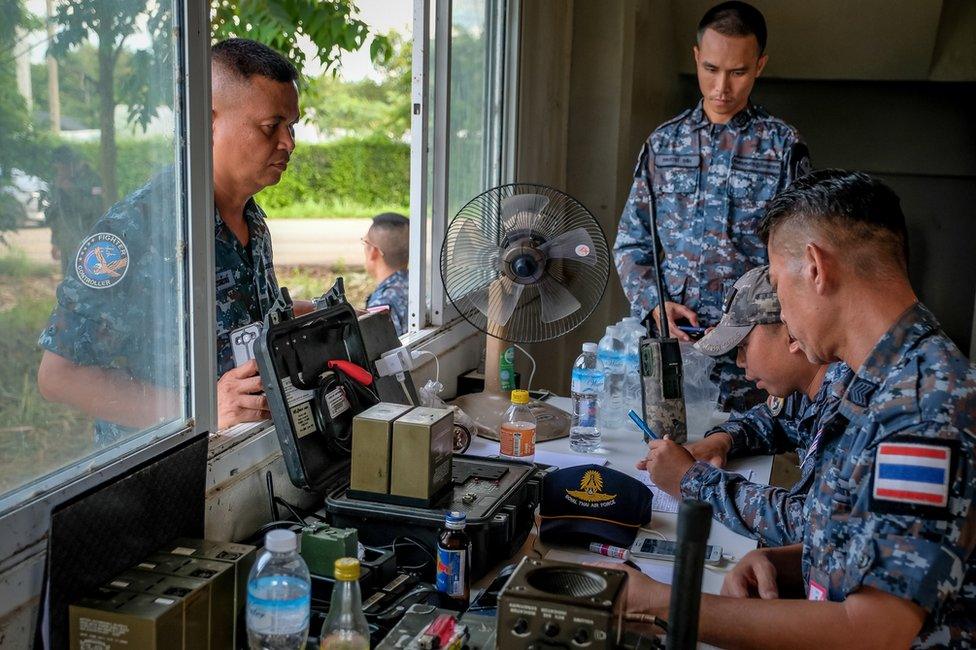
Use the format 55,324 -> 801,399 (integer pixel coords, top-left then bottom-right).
361,237 -> 385,256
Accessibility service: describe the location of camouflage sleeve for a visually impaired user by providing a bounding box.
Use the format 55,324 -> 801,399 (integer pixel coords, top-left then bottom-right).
706,399 -> 801,458
613,141 -> 664,320
680,461 -> 805,546
842,422 -> 976,612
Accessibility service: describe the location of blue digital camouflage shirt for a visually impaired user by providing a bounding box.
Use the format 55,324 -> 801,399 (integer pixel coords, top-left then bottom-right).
366,269 -> 408,336
613,101 -> 810,412
39,170 -> 281,445
800,303 -> 975,647
679,362 -> 853,547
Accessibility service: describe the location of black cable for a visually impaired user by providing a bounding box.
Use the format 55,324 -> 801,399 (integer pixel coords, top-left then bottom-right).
265,471 -> 281,521
274,496 -> 309,527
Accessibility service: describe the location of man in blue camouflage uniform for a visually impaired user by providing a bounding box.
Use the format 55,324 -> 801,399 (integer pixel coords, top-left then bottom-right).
638,265 -> 853,547
363,212 -> 409,336
616,171 -> 975,648
613,1 -> 810,412
37,39 -> 313,443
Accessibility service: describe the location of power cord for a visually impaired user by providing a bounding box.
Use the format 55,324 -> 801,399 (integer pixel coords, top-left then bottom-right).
512,343 -> 537,390
410,349 -> 440,383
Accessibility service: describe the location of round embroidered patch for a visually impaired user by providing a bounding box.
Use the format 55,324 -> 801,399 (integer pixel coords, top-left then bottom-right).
766,395 -> 784,416
75,232 -> 129,289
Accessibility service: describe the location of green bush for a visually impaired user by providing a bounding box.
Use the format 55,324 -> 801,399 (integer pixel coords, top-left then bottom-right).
256,136 -> 409,210
46,136 -> 408,215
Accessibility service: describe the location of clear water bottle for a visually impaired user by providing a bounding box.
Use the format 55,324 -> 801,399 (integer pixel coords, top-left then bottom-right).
320,558 -> 370,649
597,325 -> 626,434
618,317 -> 645,412
570,342 -> 604,452
246,529 -> 311,650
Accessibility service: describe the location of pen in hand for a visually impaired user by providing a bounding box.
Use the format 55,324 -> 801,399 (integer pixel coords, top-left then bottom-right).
628,409 -> 660,442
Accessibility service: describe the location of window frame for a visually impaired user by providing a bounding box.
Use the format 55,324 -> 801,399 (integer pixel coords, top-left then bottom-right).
405,0 -> 519,344
0,0 -> 214,535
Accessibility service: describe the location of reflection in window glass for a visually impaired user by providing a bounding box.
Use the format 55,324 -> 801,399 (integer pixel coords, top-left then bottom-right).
448,0 -> 500,217
0,1 -> 186,497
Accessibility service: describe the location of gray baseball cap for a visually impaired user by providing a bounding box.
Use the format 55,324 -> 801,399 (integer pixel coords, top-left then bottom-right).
695,265 -> 781,357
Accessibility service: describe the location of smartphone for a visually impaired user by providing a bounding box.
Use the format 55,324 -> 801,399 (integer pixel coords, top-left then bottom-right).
631,536 -> 723,565
677,325 -> 707,340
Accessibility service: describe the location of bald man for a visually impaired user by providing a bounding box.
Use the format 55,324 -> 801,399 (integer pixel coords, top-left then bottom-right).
37,39 -> 313,442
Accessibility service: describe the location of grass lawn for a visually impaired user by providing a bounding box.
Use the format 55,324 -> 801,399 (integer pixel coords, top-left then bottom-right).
275,263 -> 372,307
0,249 -> 93,496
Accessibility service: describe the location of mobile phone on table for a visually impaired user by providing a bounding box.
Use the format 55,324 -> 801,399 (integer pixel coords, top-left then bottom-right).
631,536 -> 723,565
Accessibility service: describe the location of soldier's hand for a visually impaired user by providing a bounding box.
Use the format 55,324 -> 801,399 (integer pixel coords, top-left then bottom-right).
651,301 -> 699,342
721,548 -> 779,600
637,438 -> 695,497
685,431 -> 733,467
592,562 -> 669,623
217,359 -> 270,430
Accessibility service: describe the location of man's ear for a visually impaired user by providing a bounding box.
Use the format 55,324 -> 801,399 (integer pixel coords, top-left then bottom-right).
211,109 -> 217,133
693,45 -> 700,67
805,242 -> 831,296
788,338 -> 804,354
755,54 -> 768,78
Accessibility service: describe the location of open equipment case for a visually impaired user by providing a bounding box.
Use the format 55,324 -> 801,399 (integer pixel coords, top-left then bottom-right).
256,280 -> 541,584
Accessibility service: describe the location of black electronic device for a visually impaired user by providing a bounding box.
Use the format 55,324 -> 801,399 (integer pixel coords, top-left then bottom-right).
665,500 -> 712,650
639,172 -> 688,443
254,280 -> 381,492
496,557 -> 627,649
325,456 -> 541,582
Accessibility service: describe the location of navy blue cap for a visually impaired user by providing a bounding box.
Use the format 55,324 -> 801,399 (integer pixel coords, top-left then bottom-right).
539,465 -> 653,548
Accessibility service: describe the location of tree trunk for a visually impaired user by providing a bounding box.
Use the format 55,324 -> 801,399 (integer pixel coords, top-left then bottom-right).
46,0 -> 60,135
97,17 -> 117,208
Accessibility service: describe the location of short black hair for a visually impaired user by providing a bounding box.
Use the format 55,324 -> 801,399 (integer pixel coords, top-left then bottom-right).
369,212 -> 410,269
212,38 -> 298,84
698,2 -> 768,56
760,169 -> 909,271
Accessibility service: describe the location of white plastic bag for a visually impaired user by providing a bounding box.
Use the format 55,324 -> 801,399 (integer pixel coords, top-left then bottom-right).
680,342 -> 720,435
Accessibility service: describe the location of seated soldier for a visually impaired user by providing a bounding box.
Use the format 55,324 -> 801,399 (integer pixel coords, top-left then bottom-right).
363,212 -> 409,335
639,264 -> 852,547
620,170 -> 975,648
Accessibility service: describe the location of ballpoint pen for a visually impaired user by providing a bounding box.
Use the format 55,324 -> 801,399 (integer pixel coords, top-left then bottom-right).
628,409 -> 660,442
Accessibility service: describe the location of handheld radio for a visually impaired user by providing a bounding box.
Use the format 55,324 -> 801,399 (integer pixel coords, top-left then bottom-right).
639,184 -> 688,442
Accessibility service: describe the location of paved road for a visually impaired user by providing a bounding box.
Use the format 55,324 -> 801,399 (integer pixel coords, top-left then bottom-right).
3,218 -> 369,268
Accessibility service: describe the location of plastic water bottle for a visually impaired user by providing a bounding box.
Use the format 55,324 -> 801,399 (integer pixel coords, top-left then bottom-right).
246,529 -> 311,650
570,342 -> 604,452
597,325 -> 626,434
499,389 -> 537,463
618,317 -> 645,412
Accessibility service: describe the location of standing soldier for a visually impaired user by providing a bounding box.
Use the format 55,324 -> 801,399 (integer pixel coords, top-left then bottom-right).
43,146 -> 103,277
614,1 -> 810,412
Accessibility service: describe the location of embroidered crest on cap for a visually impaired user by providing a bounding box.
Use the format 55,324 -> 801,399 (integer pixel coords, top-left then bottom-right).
565,470 -> 617,504
873,442 -> 951,508
76,232 -> 129,289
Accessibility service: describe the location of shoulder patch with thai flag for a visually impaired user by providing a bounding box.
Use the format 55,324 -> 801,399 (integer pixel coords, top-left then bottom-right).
871,439 -> 954,516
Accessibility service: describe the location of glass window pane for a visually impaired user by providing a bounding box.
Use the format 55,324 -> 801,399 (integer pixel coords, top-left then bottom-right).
0,0 -> 187,497
448,0 -> 496,218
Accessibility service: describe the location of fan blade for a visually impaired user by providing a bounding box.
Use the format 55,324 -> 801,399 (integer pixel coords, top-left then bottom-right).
452,219 -> 501,270
538,227 -> 598,266
469,277 -> 523,327
537,276 -> 582,323
501,193 -> 549,231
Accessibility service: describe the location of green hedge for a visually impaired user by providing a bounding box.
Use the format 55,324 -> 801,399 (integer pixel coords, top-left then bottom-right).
39,135 -> 409,211
256,136 -> 409,210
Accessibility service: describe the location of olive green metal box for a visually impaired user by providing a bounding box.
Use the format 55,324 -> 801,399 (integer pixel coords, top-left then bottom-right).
389,406 -> 454,505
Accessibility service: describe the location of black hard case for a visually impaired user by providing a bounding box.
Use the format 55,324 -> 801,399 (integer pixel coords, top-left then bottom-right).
254,301 -> 373,493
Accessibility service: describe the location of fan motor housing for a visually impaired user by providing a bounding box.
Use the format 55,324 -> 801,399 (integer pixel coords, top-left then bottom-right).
501,236 -> 547,285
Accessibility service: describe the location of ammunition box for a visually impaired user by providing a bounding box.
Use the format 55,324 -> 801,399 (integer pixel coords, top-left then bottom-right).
389,407 -> 454,503
143,576 -> 211,650
351,403 -> 414,494
70,588 -> 182,650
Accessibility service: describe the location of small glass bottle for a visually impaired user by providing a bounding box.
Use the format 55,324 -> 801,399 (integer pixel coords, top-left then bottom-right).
319,558 -> 370,650
499,389 -> 537,463
435,511 -> 471,608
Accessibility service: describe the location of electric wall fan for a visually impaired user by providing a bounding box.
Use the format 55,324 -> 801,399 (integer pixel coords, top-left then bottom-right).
441,183 -> 611,441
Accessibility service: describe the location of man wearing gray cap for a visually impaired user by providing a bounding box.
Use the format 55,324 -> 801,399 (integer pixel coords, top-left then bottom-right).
637,265 -> 852,549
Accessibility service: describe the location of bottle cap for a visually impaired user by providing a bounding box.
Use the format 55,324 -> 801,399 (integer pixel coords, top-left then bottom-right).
265,529 -> 297,553
445,511 -> 467,530
511,389 -> 530,404
582,342 -> 597,353
333,557 -> 361,581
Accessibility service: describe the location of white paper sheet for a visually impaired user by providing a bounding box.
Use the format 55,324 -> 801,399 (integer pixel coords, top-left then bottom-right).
640,469 -> 755,513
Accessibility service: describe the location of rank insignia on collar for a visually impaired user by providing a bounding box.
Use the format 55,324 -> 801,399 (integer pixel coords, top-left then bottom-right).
766,395 -> 784,416
845,377 -> 876,408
